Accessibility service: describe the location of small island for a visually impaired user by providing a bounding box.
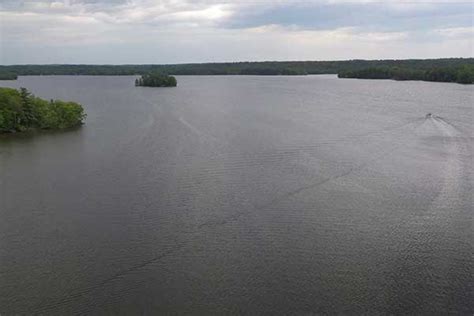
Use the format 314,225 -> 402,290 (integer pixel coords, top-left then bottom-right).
135,73 -> 177,87
0,87 -> 86,133
338,65 -> 474,84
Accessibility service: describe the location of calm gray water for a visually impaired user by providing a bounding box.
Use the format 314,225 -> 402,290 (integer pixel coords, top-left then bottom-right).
0,75 -> 472,315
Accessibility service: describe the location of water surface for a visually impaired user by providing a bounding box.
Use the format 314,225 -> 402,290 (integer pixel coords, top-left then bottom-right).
0,75 -> 472,314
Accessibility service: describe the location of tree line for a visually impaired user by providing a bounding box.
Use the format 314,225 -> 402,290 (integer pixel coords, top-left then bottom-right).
0,72 -> 18,80
1,58 -> 472,77
0,87 -> 86,133
338,65 -> 474,84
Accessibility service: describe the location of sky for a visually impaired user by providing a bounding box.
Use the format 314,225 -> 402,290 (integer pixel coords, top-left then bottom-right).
0,0 -> 473,64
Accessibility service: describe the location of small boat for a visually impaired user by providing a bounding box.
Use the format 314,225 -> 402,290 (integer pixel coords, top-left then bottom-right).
426,113 -> 433,119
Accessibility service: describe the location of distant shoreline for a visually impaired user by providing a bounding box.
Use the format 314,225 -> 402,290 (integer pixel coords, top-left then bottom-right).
1,58 -> 472,84
1,58 -> 472,75
338,66 -> 474,84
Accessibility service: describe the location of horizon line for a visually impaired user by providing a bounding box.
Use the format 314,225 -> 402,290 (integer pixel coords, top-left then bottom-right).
2,57 -> 474,67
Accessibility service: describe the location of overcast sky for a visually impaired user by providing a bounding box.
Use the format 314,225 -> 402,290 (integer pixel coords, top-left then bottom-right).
0,0 -> 473,64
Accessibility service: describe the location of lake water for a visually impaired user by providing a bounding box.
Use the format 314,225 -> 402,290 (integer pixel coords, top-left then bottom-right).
0,75 -> 472,314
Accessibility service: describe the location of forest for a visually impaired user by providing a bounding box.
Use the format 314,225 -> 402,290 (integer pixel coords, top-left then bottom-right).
0,72 -> 18,80
135,73 -> 177,87
338,65 -> 474,84
1,58 -> 472,77
0,87 -> 86,133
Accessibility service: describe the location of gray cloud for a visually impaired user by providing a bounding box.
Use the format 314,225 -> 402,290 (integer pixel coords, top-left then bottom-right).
222,2 -> 473,32
0,0 -> 472,64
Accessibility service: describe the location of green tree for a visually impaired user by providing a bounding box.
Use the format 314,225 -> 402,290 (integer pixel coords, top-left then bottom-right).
456,66 -> 474,84
0,87 -> 86,133
19,87 -> 38,127
135,73 -> 177,87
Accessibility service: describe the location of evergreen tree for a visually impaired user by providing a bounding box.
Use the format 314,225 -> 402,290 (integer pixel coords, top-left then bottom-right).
20,87 -> 37,127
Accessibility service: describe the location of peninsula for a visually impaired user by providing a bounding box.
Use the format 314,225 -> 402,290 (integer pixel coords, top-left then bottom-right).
0,87 -> 86,133
338,65 -> 474,84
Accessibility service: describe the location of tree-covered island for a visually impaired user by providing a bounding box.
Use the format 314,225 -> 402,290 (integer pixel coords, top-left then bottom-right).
135,73 -> 177,87
0,87 -> 86,133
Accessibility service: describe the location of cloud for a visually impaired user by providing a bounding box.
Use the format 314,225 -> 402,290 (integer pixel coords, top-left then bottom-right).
433,27 -> 474,39
0,0 -> 472,64
221,2 -> 473,32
